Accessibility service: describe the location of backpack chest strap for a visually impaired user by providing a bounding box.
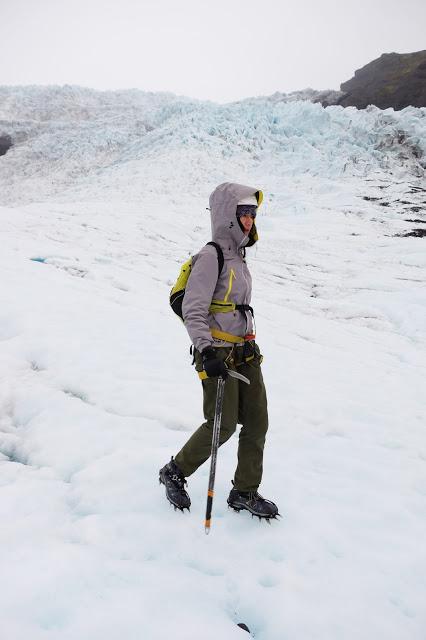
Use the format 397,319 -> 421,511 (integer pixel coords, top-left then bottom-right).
209,301 -> 254,315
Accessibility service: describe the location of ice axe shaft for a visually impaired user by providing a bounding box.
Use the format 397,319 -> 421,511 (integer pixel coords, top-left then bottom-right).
204,368 -> 249,534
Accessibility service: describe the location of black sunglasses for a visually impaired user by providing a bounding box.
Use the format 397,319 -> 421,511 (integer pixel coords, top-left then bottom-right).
236,204 -> 257,219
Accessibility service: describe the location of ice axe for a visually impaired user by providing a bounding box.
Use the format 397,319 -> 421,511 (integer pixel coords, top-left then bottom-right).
204,368 -> 250,534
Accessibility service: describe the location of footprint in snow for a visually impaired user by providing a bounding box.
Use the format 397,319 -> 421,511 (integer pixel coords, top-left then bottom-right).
258,574 -> 280,588
63,388 -> 93,405
163,421 -> 192,432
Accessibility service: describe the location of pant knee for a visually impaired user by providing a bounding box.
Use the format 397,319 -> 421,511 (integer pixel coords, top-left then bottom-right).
205,419 -> 237,443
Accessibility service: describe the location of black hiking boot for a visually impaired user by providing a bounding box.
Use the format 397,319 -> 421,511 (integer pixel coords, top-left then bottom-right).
227,487 -> 279,520
159,458 -> 191,511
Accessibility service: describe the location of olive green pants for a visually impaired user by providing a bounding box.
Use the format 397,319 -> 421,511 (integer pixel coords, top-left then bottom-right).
174,343 -> 268,492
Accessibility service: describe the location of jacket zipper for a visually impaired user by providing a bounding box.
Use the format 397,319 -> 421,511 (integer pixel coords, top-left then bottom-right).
240,259 -> 252,334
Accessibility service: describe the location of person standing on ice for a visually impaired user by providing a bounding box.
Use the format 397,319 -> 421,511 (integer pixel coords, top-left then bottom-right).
160,182 -> 279,520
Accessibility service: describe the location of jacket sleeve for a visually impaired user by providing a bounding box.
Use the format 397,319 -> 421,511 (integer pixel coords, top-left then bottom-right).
182,246 -> 218,353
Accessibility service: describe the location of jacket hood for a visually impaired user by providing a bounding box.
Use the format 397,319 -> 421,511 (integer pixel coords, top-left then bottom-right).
209,182 -> 263,251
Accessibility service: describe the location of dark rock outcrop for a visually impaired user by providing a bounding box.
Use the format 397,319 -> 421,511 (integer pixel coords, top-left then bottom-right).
0,134 -> 12,156
338,51 -> 426,110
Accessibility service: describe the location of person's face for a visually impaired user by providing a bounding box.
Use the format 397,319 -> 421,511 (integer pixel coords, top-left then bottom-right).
240,214 -> 254,235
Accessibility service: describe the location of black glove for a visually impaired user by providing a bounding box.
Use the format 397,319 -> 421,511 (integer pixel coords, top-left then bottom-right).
201,347 -> 228,379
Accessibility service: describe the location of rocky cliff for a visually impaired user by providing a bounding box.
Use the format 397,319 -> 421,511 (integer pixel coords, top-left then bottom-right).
338,51 -> 426,110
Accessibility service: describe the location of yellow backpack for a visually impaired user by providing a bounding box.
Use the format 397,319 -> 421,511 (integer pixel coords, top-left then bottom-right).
170,242 -> 224,320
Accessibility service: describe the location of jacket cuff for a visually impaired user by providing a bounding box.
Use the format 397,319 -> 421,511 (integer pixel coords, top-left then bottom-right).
195,338 -> 214,353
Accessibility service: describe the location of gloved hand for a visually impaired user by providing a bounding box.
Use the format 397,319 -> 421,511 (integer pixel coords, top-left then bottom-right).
201,347 -> 228,379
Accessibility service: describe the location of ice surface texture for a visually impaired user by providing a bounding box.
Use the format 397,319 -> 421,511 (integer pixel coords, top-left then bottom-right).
0,86 -> 425,640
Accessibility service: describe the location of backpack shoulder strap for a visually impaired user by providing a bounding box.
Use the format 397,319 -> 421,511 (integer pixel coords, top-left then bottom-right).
206,242 -> 224,277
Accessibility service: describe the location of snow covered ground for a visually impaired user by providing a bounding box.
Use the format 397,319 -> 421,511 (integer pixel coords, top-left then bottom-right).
0,87 -> 425,639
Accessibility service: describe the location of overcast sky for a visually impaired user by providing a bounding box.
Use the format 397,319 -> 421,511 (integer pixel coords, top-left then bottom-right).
1,0 -> 425,103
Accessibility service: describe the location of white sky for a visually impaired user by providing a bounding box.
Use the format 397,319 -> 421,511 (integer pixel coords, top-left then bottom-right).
1,0 -> 425,103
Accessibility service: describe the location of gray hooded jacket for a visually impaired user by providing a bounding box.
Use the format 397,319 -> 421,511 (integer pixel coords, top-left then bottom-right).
182,182 -> 263,353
